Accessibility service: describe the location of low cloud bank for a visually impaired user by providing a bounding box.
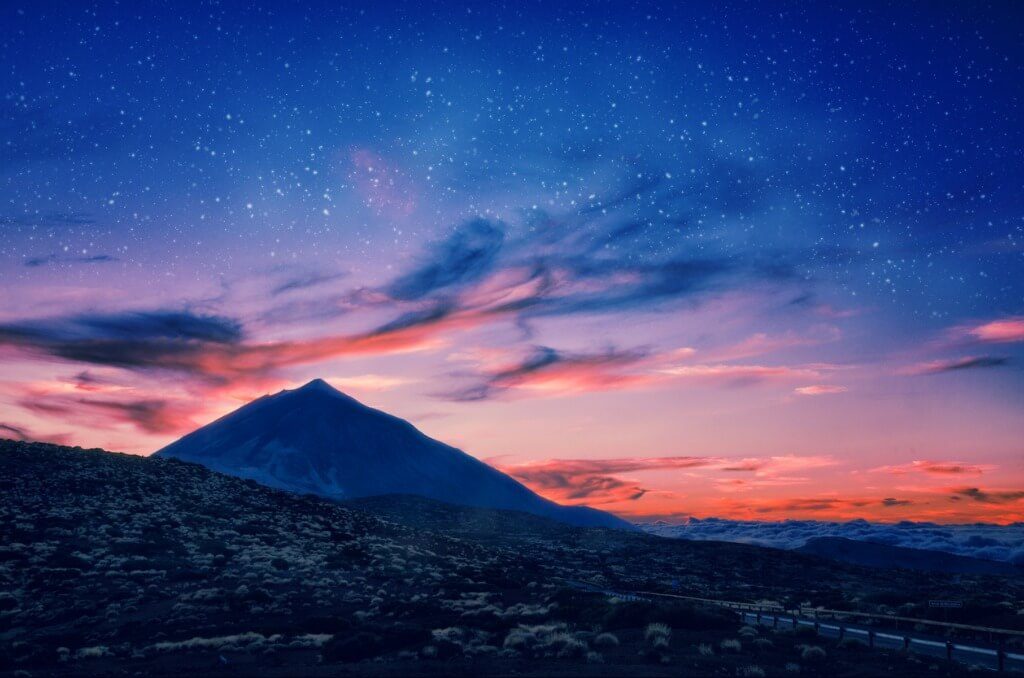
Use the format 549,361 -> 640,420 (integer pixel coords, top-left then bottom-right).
639,518 -> 1024,564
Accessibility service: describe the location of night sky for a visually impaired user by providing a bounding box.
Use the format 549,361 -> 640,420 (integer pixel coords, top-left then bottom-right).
2,1 -> 1023,523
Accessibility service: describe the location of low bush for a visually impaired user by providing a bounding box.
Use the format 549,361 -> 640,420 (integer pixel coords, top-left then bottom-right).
321,632 -> 383,662
720,638 -> 741,653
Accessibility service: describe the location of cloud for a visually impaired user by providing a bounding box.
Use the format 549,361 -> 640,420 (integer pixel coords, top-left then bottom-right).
967,317 -> 1024,343
386,219 -> 505,301
794,385 -> 847,396
0,308 -> 443,387
0,422 -> 31,441
497,454 -> 834,506
909,356 -> 1010,375
658,363 -> 821,386
0,421 -> 71,446
0,184 -> 820,403
871,460 -> 992,476
950,487 -> 1024,504
269,270 -> 347,296
441,342 -> 832,401
0,310 -> 243,378
24,254 -> 118,268
641,518 -> 1024,564
443,345 -> 653,401
18,392 -> 198,435
0,211 -> 95,227
498,456 -> 717,505
326,374 -> 415,392
751,497 -> 869,513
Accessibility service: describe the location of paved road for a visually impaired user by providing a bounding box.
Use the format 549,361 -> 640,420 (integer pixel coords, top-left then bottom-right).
739,611 -> 1024,673
562,580 -> 1023,672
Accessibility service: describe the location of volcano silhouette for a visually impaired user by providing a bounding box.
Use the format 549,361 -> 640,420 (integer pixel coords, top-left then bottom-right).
155,379 -> 633,530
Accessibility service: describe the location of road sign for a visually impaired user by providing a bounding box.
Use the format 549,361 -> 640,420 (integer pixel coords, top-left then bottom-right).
928,600 -> 962,609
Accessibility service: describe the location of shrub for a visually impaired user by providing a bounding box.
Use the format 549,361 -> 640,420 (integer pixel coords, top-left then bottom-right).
739,666 -> 766,678
549,633 -> 587,659
321,632 -> 383,662
720,638 -> 741,653
594,632 -> 619,648
784,662 -> 801,673
752,638 -> 774,651
645,623 -> 672,645
792,625 -> 819,639
801,645 -> 826,662
738,625 -> 758,638
698,643 -> 714,656
601,600 -> 655,630
837,637 -> 866,651
651,601 -> 735,631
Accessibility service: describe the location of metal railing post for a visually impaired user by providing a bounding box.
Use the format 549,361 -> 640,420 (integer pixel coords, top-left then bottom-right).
868,630 -> 874,648
945,640 -> 953,661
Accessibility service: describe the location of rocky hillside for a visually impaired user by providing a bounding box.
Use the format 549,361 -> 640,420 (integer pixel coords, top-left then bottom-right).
3,439 -> 1019,676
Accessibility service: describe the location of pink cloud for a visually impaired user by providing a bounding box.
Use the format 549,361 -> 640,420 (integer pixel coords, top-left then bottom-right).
794,384 -> 847,396
968,317 -> 1024,343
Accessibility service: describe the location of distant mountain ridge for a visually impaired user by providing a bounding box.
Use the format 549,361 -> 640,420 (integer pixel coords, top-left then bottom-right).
797,536 -> 1022,576
155,379 -> 633,530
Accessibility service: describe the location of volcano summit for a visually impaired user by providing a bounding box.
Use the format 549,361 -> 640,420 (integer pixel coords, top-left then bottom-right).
156,379 -> 632,530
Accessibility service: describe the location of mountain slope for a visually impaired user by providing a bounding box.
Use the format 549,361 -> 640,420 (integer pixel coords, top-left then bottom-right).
155,379 -> 632,530
797,536 -> 1022,576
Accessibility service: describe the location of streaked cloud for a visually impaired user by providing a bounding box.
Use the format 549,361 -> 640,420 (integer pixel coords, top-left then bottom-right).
794,384 -> 847,396
871,460 -> 993,476
906,356 -> 1010,375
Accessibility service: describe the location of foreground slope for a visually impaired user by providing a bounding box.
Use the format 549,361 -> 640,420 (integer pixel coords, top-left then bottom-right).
155,379 -> 631,530
3,440 -> 1021,676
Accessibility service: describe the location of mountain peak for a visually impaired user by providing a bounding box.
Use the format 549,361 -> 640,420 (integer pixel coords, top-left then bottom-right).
155,381 -> 634,531
297,377 -> 338,393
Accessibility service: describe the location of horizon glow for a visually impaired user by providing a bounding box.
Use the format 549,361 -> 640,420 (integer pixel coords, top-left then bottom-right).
2,2 -> 1023,524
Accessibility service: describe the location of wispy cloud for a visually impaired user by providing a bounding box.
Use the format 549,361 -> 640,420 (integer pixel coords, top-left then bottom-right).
907,356 -> 1010,375
326,374 -> 416,392
949,487 -> 1024,504
18,391 -> 198,435
24,253 -> 118,268
496,454 -> 835,506
0,422 -> 31,441
443,345 -> 653,401
794,384 -> 847,396
871,460 -> 993,476
497,456 -> 717,505
966,317 -> 1024,344
441,343 -> 831,401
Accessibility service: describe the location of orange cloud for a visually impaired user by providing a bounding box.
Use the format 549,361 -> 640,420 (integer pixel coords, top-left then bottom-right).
498,455 -> 836,506
871,460 -> 993,476
497,456 -> 718,505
